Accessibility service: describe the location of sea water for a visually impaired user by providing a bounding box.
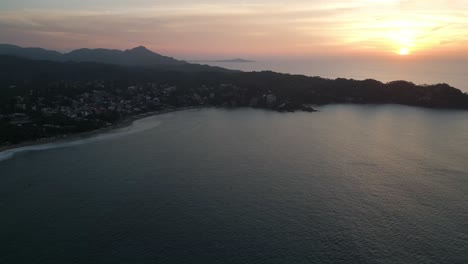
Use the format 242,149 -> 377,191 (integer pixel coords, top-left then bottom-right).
1,106 -> 467,263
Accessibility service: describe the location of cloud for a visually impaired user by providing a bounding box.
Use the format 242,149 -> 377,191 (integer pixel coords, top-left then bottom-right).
0,0 -> 467,56
0,3 -> 359,54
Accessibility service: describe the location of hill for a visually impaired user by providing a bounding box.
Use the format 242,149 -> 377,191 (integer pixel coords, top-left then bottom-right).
0,44 -> 186,66
0,44 -> 63,61
0,55 -> 466,109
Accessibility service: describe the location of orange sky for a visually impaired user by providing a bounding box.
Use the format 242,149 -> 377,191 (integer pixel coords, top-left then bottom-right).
1,0 -> 468,59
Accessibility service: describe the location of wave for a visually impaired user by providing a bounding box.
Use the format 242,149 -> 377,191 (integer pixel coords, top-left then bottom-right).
0,115 -> 163,163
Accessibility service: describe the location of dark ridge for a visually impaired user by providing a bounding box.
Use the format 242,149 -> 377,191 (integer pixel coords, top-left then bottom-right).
0,44 -> 186,66
0,44 -> 63,61
0,55 -> 466,109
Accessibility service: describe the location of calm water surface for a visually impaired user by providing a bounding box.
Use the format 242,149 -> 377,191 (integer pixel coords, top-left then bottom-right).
1,105 -> 467,264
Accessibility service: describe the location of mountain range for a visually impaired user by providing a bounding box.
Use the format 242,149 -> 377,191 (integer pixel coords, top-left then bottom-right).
1,49 -> 467,111
0,44 -> 186,66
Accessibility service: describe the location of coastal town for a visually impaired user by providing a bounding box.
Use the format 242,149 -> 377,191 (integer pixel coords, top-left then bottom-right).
0,80 -> 316,146
2,51 -> 467,148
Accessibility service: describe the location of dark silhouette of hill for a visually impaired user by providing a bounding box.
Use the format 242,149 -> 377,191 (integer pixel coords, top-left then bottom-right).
0,44 -> 63,61
64,46 -> 185,66
0,44 -> 186,66
1,55 -> 467,110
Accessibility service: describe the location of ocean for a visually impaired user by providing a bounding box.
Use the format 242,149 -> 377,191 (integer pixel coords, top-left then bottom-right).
200,59 -> 468,93
1,106 -> 467,263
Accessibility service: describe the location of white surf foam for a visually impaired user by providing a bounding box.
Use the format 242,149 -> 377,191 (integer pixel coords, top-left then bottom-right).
0,115 -> 163,163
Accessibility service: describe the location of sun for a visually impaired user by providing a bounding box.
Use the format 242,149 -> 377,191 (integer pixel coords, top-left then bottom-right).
386,21 -> 417,56
399,47 -> 409,56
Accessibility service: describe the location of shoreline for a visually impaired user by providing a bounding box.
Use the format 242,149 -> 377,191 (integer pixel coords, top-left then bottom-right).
0,105 -> 313,156
0,107 -> 196,155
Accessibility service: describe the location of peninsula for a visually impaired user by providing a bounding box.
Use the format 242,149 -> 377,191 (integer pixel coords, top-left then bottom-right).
1,45 -> 468,147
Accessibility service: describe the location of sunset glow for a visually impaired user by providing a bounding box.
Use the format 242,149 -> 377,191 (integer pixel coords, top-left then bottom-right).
0,0 -> 467,58
399,47 -> 409,56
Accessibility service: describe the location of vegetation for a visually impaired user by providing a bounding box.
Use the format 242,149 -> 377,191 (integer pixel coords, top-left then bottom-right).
1,55 -> 468,146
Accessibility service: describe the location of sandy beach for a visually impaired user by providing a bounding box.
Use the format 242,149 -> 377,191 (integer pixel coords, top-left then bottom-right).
0,107 -> 196,155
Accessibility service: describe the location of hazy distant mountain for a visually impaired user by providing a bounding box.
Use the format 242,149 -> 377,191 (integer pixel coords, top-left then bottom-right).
64,46 -> 186,66
0,44 -> 63,61
0,44 -> 186,66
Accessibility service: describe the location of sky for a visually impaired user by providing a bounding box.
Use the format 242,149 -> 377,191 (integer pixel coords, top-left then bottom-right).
1,0 -> 468,59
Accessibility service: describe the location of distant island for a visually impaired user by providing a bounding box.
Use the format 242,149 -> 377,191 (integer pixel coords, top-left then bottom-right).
191,58 -> 255,63
1,44 -> 468,147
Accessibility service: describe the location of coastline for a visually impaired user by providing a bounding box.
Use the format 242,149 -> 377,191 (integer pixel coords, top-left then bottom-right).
0,107 -> 196,155
0,105 -> 313,156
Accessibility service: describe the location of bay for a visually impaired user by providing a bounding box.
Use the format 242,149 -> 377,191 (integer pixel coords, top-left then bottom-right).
1,106 -> 467,264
